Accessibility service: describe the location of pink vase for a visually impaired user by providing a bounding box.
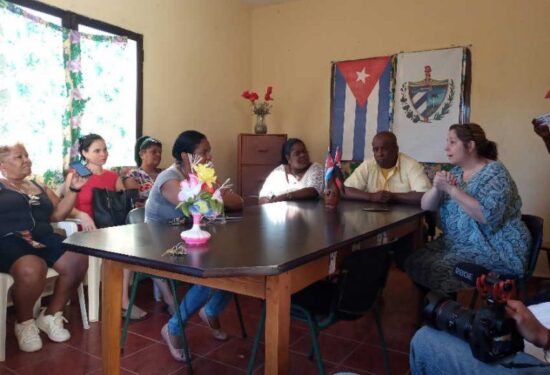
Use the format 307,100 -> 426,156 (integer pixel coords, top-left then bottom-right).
180,213 -> 211,245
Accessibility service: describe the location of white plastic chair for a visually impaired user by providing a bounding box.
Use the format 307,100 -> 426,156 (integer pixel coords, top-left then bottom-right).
87,256 -> 101,322
0,221 -> 89,362
55,219 -> 102,322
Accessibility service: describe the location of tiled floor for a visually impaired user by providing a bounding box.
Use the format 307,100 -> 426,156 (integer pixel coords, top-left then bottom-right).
1,266 -> 513,374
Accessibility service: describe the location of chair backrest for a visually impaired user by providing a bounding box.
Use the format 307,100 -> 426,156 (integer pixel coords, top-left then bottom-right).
126,207 -> 145,224
522,214 -> 544,278
336,247 -> 391,320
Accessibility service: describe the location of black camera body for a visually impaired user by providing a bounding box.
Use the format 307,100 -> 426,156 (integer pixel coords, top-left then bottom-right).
423,263 -> 524,363
424,291 -> 524,363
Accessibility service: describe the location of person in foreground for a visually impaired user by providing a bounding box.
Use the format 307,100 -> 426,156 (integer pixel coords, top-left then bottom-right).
0,143 -> 88,353
405,123 -> 531,294
410,299 -> 550,374
145,130 -> 243,362
343,131 -> 431,205
123,135 -> 175,315
258,138 -> 323,204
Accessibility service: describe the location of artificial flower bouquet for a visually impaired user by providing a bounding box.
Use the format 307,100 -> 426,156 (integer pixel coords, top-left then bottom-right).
176,157 -> 230,219
176,157 -> 231,245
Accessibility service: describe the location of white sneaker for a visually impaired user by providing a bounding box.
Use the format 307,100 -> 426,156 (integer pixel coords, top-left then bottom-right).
14,319 -> 42,352
36,309 -> 70,343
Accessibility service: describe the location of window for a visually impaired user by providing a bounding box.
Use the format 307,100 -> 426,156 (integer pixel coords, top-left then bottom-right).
0,0 -> 143,185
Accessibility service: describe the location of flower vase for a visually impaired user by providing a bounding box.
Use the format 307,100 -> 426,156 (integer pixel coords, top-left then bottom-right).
180,213 -> 211,245
254,115 -> 267,134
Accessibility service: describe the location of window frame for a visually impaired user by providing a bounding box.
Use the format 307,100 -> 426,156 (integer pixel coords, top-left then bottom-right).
7,0 -> 144,139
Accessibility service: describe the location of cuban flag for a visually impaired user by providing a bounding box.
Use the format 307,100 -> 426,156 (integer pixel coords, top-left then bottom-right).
324,148 -> 334,188
330,56 -> 393,161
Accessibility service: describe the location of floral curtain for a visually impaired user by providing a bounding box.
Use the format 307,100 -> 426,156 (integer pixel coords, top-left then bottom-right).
0,0 -> 130,187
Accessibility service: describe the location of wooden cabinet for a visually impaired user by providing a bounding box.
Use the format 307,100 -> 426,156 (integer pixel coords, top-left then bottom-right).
237,133 -> 287,206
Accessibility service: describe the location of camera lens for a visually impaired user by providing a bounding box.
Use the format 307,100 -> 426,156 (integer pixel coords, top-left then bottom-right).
423,291 -> 475,341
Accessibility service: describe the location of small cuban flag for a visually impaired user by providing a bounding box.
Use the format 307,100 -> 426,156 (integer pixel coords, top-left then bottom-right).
324,147 -> 334,188
324,146 -> 345,193
330,56 -> 393,161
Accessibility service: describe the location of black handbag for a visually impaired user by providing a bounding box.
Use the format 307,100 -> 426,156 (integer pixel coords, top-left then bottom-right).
92,188 -> 138,228
0,183 -> 35,237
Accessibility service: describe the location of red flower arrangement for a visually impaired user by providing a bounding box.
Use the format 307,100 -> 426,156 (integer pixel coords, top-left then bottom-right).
242,86 -> 274,116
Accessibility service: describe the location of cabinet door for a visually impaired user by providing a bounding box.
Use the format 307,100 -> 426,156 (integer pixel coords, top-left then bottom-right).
241,165 -> 275,197
240,135 -> 286,165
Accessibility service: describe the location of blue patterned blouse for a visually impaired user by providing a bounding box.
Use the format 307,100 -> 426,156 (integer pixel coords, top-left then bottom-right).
438,161 -> 531,276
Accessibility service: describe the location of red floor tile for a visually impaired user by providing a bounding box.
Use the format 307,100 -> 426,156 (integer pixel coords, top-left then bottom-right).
0,366 -> 17,375
204,339 -> 262,370
254,352 -> 336,375
86,368 -> 137,375
291,333 -> 359,364
183,358 -> 246,374
341,343 -> 409,375
15,346 -> 102,375
120,343 -> 188,374
181,324 -> 228,356
2,266 -> 442,374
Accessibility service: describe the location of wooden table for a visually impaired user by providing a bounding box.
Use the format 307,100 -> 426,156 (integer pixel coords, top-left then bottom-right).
63,200 -> 424,374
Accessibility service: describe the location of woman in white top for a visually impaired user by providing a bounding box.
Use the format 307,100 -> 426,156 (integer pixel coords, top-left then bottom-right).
259,138 -> 323,204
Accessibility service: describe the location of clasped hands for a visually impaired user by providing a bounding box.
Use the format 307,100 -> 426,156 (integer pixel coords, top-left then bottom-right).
369,190 -> 393,203
433,171 -> 458,194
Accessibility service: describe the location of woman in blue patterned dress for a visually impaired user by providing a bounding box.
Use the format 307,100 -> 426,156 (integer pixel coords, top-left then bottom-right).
405,123 -> 531,293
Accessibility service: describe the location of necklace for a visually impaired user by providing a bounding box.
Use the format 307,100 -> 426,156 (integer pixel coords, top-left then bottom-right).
1,179 -> 41,206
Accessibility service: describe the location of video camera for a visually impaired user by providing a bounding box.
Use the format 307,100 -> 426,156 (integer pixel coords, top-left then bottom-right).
423,263 -> 524,363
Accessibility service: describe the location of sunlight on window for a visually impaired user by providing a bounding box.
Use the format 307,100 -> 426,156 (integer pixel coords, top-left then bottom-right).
78,25 -> 137,168
0,5 -> 65,182
0,2 -> 140,185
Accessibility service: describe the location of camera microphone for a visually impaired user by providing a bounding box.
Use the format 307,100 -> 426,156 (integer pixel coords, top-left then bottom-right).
453,262 -> 489,286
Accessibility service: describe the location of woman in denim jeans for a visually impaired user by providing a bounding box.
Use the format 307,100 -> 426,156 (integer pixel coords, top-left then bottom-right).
410,300 -> 550,374
145,130 -> 243,362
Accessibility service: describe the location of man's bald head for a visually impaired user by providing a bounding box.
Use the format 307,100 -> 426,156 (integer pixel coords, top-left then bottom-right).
372,131 -> 399,168
373,131 -> 398,147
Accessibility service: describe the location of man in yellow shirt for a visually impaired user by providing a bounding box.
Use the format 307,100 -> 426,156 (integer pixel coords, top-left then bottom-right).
344,131 -> 431,270
344,131 -> 431,205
